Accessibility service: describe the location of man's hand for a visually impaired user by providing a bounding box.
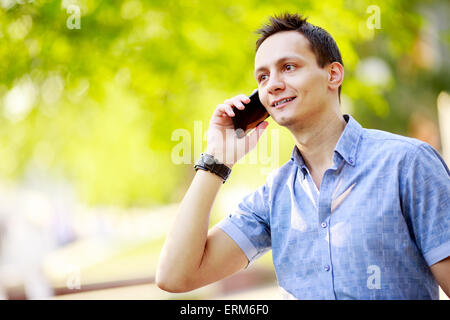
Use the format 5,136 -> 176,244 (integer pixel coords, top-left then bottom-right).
206,94 -> 269,168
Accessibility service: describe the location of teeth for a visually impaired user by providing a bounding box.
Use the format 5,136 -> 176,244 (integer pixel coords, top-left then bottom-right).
274,97 -> 294,106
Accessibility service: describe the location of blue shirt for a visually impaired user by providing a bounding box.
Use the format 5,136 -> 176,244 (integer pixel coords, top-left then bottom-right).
217,114 -> 450,300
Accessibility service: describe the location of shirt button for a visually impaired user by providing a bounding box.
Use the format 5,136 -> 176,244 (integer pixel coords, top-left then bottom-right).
321,222 -> 327,228
349,158 -> 354,164
324,265 -> 330,272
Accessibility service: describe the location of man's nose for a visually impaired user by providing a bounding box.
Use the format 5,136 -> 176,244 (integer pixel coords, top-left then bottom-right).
267,72 -> 285,94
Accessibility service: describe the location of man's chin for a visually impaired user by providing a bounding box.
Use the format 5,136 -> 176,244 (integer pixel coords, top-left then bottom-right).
272,114 -> 299,128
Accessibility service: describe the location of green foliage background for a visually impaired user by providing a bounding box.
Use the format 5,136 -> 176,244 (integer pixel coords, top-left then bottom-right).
0,0 -> 448,207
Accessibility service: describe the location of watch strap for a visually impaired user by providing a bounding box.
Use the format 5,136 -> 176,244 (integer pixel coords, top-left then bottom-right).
194,153 -> 232,183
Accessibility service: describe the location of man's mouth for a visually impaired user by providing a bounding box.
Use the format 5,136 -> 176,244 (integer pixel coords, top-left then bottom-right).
272,96 -> 296,108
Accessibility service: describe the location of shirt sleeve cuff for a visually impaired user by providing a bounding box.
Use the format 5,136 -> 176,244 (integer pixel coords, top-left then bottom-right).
216,218 -> 259,264
423,240 -> 450,266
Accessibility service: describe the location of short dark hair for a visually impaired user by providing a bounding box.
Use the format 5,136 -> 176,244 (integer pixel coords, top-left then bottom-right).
255,13 -> 343,101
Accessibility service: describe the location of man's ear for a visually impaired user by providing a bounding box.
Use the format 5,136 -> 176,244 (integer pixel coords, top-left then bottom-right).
327,62 -> 344,90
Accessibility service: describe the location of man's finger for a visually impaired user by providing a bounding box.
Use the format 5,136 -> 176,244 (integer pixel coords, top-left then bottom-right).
245,121 -> 269,151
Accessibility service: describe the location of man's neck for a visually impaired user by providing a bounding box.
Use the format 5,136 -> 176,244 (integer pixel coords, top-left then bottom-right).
290,109 -> 347,173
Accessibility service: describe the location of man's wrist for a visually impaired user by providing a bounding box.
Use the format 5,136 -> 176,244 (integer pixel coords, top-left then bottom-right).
194,152 -> 232,183
205,148 -> 234,169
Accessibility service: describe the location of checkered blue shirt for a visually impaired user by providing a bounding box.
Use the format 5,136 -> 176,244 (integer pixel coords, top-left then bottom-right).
217,114 -> 450,299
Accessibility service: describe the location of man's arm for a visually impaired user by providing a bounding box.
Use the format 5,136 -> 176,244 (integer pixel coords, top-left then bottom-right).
430,256 -> 450,298
156,94 -> 268,293
155,170 -> 248,293
399,143 -> 450,298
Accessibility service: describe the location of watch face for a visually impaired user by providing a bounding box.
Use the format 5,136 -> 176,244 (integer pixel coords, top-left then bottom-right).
203,154 -> 215,165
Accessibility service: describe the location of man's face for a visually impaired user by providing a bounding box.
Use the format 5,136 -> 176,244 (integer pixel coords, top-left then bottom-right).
254,31 -> 330,127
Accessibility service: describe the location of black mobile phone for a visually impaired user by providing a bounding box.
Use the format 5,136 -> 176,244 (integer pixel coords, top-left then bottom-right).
231,90 -> 269,138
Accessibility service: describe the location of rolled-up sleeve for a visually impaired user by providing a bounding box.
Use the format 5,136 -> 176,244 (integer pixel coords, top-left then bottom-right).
401,143 -> 450,266
216,183 -> 272,265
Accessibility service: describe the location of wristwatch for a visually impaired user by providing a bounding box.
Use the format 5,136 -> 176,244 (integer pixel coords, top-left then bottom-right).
194,153 -> 232,183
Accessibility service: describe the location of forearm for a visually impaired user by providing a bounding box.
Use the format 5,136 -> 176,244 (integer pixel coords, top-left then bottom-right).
156,169 -> 224,291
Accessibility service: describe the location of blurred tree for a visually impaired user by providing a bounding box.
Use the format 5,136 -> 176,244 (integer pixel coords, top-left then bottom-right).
0,0 -> 448,207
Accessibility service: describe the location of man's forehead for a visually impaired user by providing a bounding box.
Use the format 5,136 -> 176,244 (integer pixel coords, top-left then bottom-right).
254,31 -> 312,70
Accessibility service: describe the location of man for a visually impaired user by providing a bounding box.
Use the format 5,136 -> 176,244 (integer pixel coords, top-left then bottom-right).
156,13 -> 450,299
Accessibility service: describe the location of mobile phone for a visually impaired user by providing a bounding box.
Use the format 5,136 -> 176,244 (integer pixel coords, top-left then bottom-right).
231,90 -> 269,138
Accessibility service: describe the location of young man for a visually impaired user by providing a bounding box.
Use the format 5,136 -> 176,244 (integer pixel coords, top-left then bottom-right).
156,13 -> 450,299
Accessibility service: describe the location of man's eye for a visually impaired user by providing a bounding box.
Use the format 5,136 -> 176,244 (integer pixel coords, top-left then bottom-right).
285,64 -> 295,71
259,74 -> 268,82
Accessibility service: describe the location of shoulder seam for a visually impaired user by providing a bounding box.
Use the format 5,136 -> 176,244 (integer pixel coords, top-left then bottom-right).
363,132 -> 424,148
404,144 -> 422,180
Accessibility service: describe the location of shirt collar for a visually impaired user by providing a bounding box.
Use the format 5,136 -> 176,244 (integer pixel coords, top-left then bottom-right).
290,114 -> 363,176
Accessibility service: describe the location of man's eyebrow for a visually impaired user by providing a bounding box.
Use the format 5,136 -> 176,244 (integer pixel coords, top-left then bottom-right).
254,55 -> 305,76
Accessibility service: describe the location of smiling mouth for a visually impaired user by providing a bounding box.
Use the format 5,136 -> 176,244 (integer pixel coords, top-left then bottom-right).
272,97 -> 296,108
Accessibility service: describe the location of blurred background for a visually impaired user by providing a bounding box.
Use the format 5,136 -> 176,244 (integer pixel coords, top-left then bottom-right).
0,0 -> 449,299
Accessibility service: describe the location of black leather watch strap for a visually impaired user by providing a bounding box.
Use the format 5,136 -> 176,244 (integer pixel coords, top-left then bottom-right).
194,153 -> 232,183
